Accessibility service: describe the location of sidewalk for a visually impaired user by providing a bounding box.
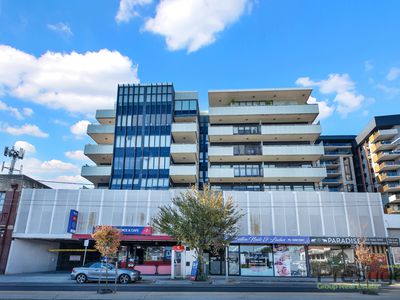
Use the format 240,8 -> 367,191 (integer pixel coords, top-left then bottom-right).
1,271 -> 396,286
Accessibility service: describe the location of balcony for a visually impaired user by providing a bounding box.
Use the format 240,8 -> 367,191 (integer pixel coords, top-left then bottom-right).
322,178 -> 343,185
383,182 -> 400,193
388,195 -> 400,204
378,172 -> 400,182
370,140 -> 397,153
169,164 -> 197,183
208,144 -> 324,162
84,144 -> 113,164
208,124 -> 321,143
171,122 -> 198,143
375,161 -> 400,172
369,128 -> 398,143
81,165 -> 111,185
87,124 -> 114,144
320,160 -> 340,169
263,167 -> 326,182
326,169 -> 342,178
262,145 -> 324,161
208,104 -> 319,124
95,109 -> 115,125
373,150 -> 400,163
208,166 -> 326,183
170,143 -> 198,163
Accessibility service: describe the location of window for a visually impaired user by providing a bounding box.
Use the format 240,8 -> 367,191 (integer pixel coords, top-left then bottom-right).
0,192 -> 5,211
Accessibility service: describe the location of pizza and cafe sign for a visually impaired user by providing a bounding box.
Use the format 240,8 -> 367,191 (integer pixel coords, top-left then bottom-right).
93,226 -> 152,236
231,235 -> 399,246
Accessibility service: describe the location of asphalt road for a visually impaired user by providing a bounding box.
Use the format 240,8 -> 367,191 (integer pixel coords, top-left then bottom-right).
0,282 -> 382,293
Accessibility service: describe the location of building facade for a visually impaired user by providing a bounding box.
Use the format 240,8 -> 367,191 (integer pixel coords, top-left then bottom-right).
0,175 -> 49,274
7,188 -> 397,278
82,83 -> 199,190
356,115 -> 400,214
82,85 -> 327,192
317,135 -> 360,192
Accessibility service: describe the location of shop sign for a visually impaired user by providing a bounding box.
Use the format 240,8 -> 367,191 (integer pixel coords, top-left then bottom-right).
387,238 -> 400,247
115,226 -> 152,235
92,226 -> 152,235
67,210 -> 78,234
172,245 -> 185,252
309,236 -> 391,245
190,261 -> 198,281
233,235 -> 310,245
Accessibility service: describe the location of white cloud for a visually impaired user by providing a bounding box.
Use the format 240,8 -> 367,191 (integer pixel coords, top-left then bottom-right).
1,123 -> 49,138
296,73 -> 365,116
362,110 -> 369,117
307,96 -> 334,121
22,107 -> 34,116
386,67 -> 400,81
0,45 -> 139,114
2,156 -> 91,189
144,0 -> 252,52
65,150 -> 88,161
53,119 -> 69,126
41,159 -> 79,171
14,140 -> 36,153
0,100 -> 24,120
115,0 -> 152,23
70,120 -> 90,139
364,60 -> 373,72
47,22 -> 73,37
376,83 -> 400,98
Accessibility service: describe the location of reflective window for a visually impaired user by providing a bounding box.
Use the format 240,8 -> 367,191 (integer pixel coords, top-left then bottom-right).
240,245 -> 273,276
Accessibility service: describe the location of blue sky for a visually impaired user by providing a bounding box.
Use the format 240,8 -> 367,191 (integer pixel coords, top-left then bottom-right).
0,0 -> 399,187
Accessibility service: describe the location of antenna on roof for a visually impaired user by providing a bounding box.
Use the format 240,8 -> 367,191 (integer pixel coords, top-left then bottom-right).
2,146 -> 24,175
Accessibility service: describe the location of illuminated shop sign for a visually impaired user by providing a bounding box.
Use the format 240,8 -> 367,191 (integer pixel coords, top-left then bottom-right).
233,236 -> 310,245
310,236 -> 399,246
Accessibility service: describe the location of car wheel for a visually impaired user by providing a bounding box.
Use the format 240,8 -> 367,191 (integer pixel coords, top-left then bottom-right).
75,273 -> 88,284
118,274 -> 131,284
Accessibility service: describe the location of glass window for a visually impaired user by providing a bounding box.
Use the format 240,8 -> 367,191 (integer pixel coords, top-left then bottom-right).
273,245 -> 307,277
240,245 -> 273,276
175,101 -> 182,111
182,100 -> 189,111
0,192 -> 5,212
308,246 -> 345,277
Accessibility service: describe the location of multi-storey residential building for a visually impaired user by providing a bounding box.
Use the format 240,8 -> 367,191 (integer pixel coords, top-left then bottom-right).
356,114 -> 400,214
82,83 -> 200,189
318,135 -> 360,192
82,85 -> 327,191
206,88 -> 326,191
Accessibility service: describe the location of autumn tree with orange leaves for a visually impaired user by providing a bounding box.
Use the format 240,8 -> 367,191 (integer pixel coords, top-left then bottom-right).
92,226 -> 121,289
355,238 -> 374,288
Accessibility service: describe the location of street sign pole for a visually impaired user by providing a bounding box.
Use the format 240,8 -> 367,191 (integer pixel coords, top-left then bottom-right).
225,245 -> 229,282
82,239 -> 89,266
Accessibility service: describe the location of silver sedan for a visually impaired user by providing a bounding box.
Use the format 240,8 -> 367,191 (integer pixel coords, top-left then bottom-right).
71,263 -> 141,284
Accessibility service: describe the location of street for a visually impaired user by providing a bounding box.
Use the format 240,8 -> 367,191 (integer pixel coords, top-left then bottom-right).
0,272 -> 399,299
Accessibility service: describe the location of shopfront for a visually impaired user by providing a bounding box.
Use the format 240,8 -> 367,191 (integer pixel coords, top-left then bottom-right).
208,235 -> 398,278
72,226 -> 176,275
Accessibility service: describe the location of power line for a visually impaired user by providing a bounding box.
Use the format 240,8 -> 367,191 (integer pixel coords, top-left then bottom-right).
36,179 -> 94,185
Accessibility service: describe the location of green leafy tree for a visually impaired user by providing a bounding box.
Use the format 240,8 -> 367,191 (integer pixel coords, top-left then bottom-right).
152,185 -> 243,280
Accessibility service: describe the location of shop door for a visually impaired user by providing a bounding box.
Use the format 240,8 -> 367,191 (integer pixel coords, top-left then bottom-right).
209,251 -> 226,275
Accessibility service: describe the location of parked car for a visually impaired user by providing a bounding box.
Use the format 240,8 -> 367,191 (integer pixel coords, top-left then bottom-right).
71,263 -> 141,284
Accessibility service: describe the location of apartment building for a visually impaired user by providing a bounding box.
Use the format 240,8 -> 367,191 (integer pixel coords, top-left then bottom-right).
207,88 -> 326,191
82,83 -> 200,189
317,135 -> 360,192
356,114 -> 400,214
82,84 -> 327,191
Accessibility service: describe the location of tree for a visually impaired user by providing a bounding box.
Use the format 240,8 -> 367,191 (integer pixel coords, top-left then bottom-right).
152,185 -> 243,280
355,238 -> 374,288
92,226 -> 121,291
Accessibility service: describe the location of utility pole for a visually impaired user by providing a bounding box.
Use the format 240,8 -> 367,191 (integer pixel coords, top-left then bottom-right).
2,146 -> 24,175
